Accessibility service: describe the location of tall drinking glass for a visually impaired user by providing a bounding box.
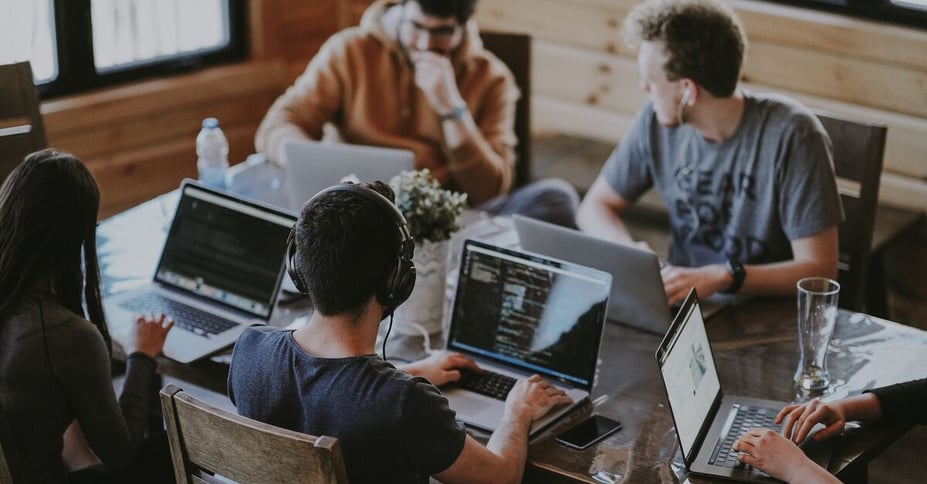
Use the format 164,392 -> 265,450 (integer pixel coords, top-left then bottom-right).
794,277 -> 840,391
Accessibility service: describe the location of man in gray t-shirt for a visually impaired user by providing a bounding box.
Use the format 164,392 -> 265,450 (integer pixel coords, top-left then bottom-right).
577,0 -> 843,305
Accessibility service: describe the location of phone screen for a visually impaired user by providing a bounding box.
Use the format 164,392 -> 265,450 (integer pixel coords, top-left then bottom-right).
555,415 -> 622,450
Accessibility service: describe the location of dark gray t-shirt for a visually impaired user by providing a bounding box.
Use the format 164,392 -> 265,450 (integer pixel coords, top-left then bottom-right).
602,93 -> 844,266
228,327 -> 467,484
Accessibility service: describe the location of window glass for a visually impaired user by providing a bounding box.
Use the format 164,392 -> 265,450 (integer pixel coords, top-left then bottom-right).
91,0 -> 229,72
0,0 -> 57,83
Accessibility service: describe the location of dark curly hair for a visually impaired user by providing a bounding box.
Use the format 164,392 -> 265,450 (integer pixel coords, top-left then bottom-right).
404,0 -> 478,24
624,0 -> 746,97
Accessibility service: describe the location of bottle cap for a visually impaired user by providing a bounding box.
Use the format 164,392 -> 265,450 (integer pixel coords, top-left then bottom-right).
201,117 -> 220,129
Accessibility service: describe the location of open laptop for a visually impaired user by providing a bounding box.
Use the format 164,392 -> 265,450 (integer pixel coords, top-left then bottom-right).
442,239 -> 611,437
513,215 -> 728,334
105,180 -> 295,363
655,289 -> 830,482
282,139 -> 414,211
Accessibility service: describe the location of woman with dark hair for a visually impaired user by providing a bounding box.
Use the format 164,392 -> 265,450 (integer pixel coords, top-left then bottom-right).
0,149 -> 174,482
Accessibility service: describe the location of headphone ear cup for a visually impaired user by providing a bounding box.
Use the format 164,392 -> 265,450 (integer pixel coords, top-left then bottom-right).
377,253 -> 416,310
286,230 -> 309,294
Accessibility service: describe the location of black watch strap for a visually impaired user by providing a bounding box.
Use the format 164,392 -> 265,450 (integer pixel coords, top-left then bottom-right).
724,259 -> 746,294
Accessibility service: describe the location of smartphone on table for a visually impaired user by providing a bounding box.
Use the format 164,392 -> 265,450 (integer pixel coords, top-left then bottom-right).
555,415 -> 622,450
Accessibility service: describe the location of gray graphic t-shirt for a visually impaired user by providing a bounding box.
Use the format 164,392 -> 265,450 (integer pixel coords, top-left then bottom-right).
602,92 -> 844,267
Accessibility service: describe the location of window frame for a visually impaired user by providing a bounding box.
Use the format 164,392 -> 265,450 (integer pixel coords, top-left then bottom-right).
761,0 -> 927,30
39,0 -> 248,99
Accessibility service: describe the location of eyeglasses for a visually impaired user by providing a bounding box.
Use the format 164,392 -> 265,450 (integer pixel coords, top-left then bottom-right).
405,19 -> 460,39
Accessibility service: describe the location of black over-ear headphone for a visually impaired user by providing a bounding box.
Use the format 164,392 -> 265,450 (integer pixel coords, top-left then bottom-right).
286,184 -> 416,314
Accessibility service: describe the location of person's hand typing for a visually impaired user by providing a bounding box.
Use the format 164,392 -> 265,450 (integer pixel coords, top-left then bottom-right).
125,313 -> 174,358
400,351 -> 481,386
732,428 -> 837,483
504,374 -> 573,423
776,398 -> 846,443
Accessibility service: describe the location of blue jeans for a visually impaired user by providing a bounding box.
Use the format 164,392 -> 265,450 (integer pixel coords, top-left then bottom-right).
478,178 -> 579,228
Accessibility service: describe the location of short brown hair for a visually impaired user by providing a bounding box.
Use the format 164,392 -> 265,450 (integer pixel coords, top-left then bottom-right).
624,0 -> 746,97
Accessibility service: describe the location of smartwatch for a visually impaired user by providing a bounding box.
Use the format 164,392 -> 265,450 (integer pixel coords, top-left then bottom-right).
724,259 -> 746,294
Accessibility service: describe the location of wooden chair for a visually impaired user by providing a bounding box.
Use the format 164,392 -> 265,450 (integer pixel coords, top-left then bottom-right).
160,384 -> 349,484
0,61 -> 47,183
0,399 -> 26,484
816,111 -> 887,312
480,31 -> 532,189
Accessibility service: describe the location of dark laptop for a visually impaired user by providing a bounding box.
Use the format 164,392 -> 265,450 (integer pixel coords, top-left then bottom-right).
442,239 -> 612,436
105,180 -> 295,363
655,288 -> 830,482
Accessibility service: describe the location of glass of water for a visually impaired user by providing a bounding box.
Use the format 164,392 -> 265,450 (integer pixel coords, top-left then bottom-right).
794,277 -> 840,391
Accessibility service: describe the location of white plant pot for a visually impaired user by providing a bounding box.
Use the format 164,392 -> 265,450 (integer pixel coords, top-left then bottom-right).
392,239 -> 449,343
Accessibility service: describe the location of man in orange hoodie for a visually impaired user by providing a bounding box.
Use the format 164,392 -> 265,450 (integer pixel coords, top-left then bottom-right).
256,0 -> 579,227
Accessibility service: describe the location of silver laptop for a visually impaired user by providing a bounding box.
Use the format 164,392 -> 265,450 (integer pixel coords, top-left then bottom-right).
442,240 -> 611,437
656,289 -> 830,482
513,215 -> 728,334
282,139 -> 414,211
105,180 -> 295,363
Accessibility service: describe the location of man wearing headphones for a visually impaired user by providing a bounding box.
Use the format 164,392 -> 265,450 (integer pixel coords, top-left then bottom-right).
577,0 -> 844,305
228,181 -> 571,484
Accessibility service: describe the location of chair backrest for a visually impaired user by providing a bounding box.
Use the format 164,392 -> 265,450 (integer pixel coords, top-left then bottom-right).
0,62 -> 47,184
816,111 -> 886,312
0,399 -> 26,484
480,31 -> 532,189
159,384 -> 349,484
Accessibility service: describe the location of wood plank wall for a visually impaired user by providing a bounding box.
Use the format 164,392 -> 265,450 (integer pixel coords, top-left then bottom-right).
475,0 -> 927,212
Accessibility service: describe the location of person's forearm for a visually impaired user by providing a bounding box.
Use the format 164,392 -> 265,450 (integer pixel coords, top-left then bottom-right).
737,259 -> 835,296
484,410 -> 532,483
836,393 -> 883,422
576,200 -> 636,245
785,458 -> 842,484
442,115 -> 513,204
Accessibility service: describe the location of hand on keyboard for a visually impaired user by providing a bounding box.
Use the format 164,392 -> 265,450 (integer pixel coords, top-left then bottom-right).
732,429 -> 838,483
505,374 -> 573,423
125,313 -> 174,357
399,351 -> 481,386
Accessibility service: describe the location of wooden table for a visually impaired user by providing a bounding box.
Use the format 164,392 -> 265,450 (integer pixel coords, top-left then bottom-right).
100,159 -> 927,483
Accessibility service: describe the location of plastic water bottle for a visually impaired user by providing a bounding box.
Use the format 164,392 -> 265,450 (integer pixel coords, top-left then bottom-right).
196,117 -> 229,189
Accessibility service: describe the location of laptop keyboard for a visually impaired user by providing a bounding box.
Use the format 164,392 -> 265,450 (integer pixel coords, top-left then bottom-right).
457,369 -> 517,401
709,404 -> 780,468
120,293 -> 238,338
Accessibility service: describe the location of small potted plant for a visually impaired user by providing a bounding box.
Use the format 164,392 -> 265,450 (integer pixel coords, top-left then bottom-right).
390,168 -> 468,244
389,169 -> 467,342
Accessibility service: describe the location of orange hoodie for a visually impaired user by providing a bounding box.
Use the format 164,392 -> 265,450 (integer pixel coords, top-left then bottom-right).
254,0 -> 519,204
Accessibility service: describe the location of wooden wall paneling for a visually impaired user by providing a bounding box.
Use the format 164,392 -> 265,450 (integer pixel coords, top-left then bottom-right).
43,63 -> 284,138
50,94 -> 277,160
743,41 -> 927,119
729,0 -> 927,70
534,40 -> 645,115
533,95 -> 633,143
478,0 -> 632,54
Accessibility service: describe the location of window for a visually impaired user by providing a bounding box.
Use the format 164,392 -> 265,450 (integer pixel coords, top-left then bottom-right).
764,0 -> 927,30
0,0 -> 246,98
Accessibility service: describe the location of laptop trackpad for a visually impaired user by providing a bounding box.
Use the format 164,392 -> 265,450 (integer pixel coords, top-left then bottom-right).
450,393 -> 494,415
